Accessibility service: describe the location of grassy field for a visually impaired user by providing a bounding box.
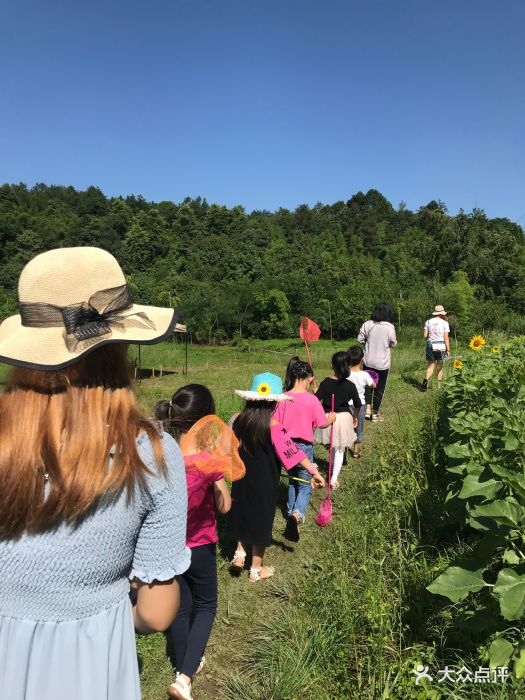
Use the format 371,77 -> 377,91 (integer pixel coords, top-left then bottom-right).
132,334 -> 522,700
2,333 -> 519,698
129,336 -> 447,699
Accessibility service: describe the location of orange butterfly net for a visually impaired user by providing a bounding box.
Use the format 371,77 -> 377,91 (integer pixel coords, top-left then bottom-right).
179,415 -> 245,481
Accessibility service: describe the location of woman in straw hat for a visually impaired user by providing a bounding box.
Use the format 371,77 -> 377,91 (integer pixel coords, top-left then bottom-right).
422,305 -> 451,390
0,247 -> 191,700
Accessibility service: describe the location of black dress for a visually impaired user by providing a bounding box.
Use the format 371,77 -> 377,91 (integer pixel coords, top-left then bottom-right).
228,439 -> 281,548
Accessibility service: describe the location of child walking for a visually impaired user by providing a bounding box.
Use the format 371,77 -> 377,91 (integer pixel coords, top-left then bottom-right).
315,352 -> 361,489
156,384 -> 235,700
347,346 -> 377,459
229,372 -> 324,581
276,357 -> 335,541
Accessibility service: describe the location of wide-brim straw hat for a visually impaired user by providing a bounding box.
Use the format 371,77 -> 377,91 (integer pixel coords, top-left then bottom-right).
235,372 -> 292,402
0,247 -> 184,371
432,305 -> 448,316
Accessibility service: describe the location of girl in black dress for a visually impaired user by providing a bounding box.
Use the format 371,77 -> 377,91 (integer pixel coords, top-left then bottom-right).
229,372 -> 321,582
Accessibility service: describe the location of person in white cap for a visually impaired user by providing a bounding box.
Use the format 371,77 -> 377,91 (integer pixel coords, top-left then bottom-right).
422,305 -> 450,390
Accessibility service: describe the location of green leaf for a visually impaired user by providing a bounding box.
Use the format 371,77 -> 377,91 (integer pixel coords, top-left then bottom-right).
515,645 -> 525,679
489,637 -> 514,669
491,465 -> 525,501
494,568 -> 525,620
505,435 -> 519,451
503,549 -> 521,565
471,500 -> 523,527
444,443 -> 471,459
427,566 -> 485,602
458,475 -> 503,500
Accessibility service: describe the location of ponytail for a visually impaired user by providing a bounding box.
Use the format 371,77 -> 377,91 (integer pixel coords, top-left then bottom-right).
284,355 -> 313,391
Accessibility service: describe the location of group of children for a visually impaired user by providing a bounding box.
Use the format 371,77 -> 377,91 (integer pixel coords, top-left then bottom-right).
154,345 -> 377,700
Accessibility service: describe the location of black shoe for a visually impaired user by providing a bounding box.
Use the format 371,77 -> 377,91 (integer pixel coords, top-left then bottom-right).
284,515 -> 300,542
421,379 -> 428,392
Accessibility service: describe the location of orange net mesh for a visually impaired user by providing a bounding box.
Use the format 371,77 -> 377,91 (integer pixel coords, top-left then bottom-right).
179,415 -> 245,481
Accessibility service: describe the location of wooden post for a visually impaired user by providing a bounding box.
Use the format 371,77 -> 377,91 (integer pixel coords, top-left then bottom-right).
185,330 -> 189,375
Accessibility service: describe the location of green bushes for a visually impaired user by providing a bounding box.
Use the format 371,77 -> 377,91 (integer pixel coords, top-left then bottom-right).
428,337 -> 525,676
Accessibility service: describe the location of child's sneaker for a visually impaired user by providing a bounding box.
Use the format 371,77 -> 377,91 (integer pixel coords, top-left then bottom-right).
284,514 -> 300,542
372,413 -> 384,422
365,407 -> 372,421
421,378 -> 428,392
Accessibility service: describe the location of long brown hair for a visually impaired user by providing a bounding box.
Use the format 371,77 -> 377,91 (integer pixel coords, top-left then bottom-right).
233,400 -> 276,455
0,345 -> 164,538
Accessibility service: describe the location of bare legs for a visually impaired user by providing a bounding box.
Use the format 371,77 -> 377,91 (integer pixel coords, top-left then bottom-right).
425,360 -> 443,384
233,541 -> 273,580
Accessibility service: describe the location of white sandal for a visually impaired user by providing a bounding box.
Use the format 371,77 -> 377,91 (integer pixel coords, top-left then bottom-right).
168,673 -> 194,700
248,566 -> 275,582
230,550 -> 246,573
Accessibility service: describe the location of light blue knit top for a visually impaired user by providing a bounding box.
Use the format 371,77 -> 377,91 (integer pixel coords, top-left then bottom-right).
0,431 -> 191,700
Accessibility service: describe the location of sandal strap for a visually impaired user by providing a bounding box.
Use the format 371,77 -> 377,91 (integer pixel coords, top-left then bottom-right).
175,674 -> 191,691
232,550 -> 245,559
249,566 -> 275,581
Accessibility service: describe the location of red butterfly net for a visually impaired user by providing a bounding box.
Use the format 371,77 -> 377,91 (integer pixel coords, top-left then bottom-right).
299,317 -> 321,342
179,415 -> 245,481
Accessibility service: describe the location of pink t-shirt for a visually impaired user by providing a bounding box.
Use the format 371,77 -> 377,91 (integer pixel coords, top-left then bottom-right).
274,391 -> 329,443
270,423 -> 307,471
184,452 -> 223,548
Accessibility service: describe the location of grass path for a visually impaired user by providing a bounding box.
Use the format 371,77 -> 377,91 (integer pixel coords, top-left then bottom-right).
138,341 -> 431,699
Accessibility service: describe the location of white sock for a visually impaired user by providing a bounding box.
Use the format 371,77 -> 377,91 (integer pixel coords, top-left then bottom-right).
331,448 -> 345,485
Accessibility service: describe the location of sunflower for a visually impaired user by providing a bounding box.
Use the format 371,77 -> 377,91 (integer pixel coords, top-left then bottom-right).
469,335 -> 486,351
492,346 -> 500,353
256,382 -> 271,396
453,359 -> 463,369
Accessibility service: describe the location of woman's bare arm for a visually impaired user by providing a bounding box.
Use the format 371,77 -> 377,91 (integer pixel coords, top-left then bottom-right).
132,578 -> 180,634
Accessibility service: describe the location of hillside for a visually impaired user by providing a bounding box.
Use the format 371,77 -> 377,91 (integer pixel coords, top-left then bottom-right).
1,184 -> 524,340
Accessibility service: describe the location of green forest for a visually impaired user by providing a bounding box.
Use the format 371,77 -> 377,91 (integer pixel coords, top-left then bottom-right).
1,183 -> 524,340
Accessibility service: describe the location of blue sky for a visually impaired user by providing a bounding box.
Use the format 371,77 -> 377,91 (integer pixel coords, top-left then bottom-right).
1,0 -> 524,220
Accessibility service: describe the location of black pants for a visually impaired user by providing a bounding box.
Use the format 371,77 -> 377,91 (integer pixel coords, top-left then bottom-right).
166,543 -> 217,678
364,366 -> 389,413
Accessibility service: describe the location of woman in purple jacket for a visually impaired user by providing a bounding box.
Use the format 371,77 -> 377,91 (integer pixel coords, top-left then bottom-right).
357,302 -> 397,422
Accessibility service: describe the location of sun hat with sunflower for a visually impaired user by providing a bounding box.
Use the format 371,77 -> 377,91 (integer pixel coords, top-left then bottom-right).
235,372 -> 292,402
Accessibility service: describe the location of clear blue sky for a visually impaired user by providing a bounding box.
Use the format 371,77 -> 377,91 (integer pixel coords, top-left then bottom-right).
1,0 -> 524,220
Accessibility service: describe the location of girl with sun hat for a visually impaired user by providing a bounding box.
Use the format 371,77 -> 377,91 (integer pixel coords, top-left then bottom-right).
0,247 -> 190,700
228,372 -> 324,582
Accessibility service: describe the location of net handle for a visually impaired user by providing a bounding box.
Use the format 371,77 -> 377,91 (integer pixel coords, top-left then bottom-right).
327,394 -> 335,498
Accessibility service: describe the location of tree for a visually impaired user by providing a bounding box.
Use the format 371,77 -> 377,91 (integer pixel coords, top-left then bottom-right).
252,290 -> 291,339
443,271 -> 475,333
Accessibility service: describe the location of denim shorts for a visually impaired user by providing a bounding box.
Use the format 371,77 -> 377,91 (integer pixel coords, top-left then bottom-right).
426,341 -> 446,362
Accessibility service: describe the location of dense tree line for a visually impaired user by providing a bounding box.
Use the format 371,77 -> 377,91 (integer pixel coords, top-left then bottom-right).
0,183 -> 524,341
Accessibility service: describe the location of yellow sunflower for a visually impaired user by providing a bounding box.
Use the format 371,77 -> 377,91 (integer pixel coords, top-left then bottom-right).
492,346 -> 500,353
469,335 -> 486,351
453,359 -> 463,369
256,382 -> 271,396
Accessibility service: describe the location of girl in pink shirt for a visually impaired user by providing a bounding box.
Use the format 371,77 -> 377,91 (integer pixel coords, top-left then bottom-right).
155,384 -> 232,700
275,357 -> 335,541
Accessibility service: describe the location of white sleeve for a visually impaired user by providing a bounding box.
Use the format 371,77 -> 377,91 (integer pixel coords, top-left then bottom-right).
424,320 -> 429,330
444,321 -> 450,333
